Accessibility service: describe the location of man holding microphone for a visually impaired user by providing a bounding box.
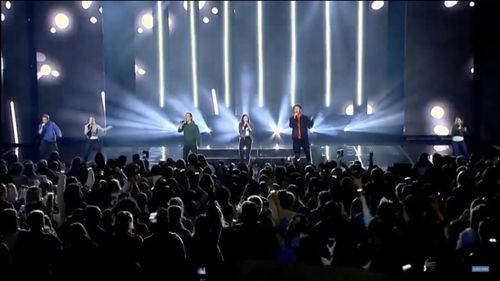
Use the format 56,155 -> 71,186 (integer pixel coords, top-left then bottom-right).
38,114 -> 62,160
178,112 -> 200,161
289,104 -> 314,163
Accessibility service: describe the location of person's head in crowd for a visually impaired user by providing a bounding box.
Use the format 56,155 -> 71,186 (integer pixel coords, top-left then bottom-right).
247,195 -> 263,215
320,201 -> 341,222
117,155 -> 127,168
167,205 -> 183,225
22,161 -> 36,177
48,151 -> 60,163
9,162 -> 23,176
154,207 -> 169,232
5,183 -> 17,203
25,187 -> 42,205
0,184 -> 8,201
0,208 -> 18,234
94,152 -> 105,167
84,205 -> 102,226
188,153 -> 198,167
285,213 -> 309,242
317,190 -> 332,208
48,161 -> 60,172
114,211 -> 134,234
26,210 -> 45,232
239,201 -> 259,224
67,222 -> 91,245
70,157 -> 82,170
278,190 -> 295,211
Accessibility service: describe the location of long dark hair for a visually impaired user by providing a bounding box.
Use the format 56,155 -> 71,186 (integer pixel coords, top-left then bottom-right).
239,114 -> 251,127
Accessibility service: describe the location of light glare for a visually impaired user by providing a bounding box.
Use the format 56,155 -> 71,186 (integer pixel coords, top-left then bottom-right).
142,13 -> 154,29
89,16 -> 97,24
54,13 -> 70,29
6,1 -> 12,9
444,1 -> 458,8
202,17 -> 210,24
212,7 -> 219,14
430,106 -> 445,119
433,125 -> 450,136
40,64 -> 52,76
371,1 -> 384,10
81,1 -> 92,9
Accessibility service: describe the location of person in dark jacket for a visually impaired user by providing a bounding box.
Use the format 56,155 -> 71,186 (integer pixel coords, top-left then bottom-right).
289,104 -> 314,163
238,114 -> 254,163
178,112 -> 201,161
38,114 -> 62,160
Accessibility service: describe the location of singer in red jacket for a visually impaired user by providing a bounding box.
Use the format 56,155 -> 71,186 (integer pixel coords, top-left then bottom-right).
289,104 -> 314,163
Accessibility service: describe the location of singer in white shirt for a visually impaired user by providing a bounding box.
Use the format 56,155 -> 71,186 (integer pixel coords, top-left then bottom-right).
84,116 -> 112,162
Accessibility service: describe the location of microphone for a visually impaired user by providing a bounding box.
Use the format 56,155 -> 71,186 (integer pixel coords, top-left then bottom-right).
180,120 -> 185,124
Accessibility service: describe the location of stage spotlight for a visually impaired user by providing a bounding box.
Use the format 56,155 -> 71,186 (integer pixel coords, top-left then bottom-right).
54,13 -> 70,29
211,88 -> 220,115
430,106 -> 445,119
212,7 -> 219,15
325,1 -> 331,107
9,101 -> 19,146
371,1 -> 384,10
51,70 -> 60,78
99,7 -> 102,14
37,72 -> 43,80
271,123 -> 282,137
168,17 -> 172,28
206,145 -> 211,150
275,144 -> 280,150
101,91 -> 106,116
202,17 -> 210,24
50,27 -> 57,33
189,1 -> 199,107
433,125 -> 449,136
137,27 -> 144,34
199,1 -> 206,10
40,64 -> 52,76
356,1 -> 364,107
138,68 -> 146,76
290,1 -> 296,107
36,52 -> 46,62
444,1 -> 458,8
89,16 -> 97,24
223,1 -> 230,107
6,1 -> 12,9
470,67 -> 474,74
81,1 -> 92,10
157,1 -> 165,107
433,145 -> 449,152
367,104 -> 374,114
257,1 -> 264,107
1,13 -> 4,22
345,104 -> 354,116
142,13 -> 154,29
207,128 -> 212,133
183,1 -> 188,11
469,1 -> 475,7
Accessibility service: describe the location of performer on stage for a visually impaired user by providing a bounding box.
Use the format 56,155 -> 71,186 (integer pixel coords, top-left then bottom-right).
83,116 -> 112,162
451,115 -> 469,158
178,112 -> 200,161
38,114 -> 62,160
238,114 -> 253,162
289,104 -> 314,163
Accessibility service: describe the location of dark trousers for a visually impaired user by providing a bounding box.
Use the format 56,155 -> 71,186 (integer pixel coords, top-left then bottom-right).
292,138 -> 311,163
183,145 -> 198,161
84,139 -> 102,162
39,140 -> 58,160
239,137 -> 252,161
452,140 -> 469,158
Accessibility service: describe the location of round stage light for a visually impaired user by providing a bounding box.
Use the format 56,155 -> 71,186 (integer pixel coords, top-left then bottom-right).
54,13 -> 70,29
433,125 -> 449,136
40,64 -> 52,76
141,13 -> 154,29
51,70 -> 60,78
433,145 -> 449,152
183,1 -> 188,11
202,17 -> 210,24
137,68 -> 146,76
345,104 -> 354,116
168,17 -> 172,28
470,67 -> 474,74
81,1 -> 92,10
50,27 -> 57,34
212,7 -> 219,15
89,16 -> 97,24
444,1 -> 458,8
6,1 -> 11,9
371,1 -> 384,10
430,106 -> 445,119
469,1 -> 475,7
1,13 -> 5,22
36,52 -> 46,62
137,27 -> 144,34
275,144 -> 280,150
99,7 -> 102,14
199,1 -> 206,10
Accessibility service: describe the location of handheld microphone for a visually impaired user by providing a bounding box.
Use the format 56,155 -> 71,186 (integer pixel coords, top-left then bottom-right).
180,120 -> 184,124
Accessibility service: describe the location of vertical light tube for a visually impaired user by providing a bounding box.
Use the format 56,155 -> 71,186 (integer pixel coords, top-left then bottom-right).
211,88 -> 219,115
161,146 -> 166,161
157,1 -> 165,108
290,1 -> 296,107
223,1 -> 230,108
257,1 -> 264,107
9,101 -> 19,157
356,1 -> 364,107
325,1 -> 331,107
101,91 -> 106,128
325,145 -> 330,161
189,1 -> 199,107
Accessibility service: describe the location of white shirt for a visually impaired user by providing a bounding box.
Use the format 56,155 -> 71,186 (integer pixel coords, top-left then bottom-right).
452,136 -> 464,142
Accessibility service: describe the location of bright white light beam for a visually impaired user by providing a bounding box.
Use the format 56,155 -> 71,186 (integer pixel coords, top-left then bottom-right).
356,1 -> 364,107
325,1 -> 331,107
189,1 -> 199,107
211,88 -> 219,115
157,1 -> 165,107
223,1 -> 230,107
257,1 -> 264,107
290,1 -> 296,107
